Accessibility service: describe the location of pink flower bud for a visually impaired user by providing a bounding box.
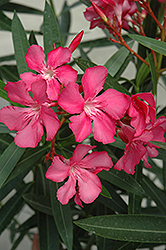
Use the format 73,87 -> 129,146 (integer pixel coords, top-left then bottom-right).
68,30 -> 84,53
91,1 -> 108,23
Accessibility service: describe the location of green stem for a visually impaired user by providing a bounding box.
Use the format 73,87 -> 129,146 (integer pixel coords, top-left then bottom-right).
49,0 -> 56,15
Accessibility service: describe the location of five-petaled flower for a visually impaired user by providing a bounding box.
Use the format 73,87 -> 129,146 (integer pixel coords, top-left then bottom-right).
0,80 -> 60,148
21,44 -> 77,100
45,144 -> 113,206
58,66 -> 129,144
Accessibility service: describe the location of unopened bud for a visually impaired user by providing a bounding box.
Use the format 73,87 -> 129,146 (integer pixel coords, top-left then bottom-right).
68,30 -> 84,53
91,1 -> 108,23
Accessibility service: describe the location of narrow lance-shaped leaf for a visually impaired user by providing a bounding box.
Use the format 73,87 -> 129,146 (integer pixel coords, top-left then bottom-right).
43,2 -> 63,56
0,141 -> 25,188
49,181 -> 73,250
2,3 -> 42,15
104,42 -> 134,77
0,11 -> 12,31
128,34 -> 166,56
60,1 -> 71,45
147,52 -> 157,94
75,214 -> 166,243
12,11 -> 30,75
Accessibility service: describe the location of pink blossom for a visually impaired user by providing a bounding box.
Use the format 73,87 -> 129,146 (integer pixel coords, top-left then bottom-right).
115,116 -> 166,174
128,92 -> 156,136
84,0 -> 138,33
58,66 -> 129,144
21,45 -> 77,100
45,144 -> 113,206
0,80 -> 60,148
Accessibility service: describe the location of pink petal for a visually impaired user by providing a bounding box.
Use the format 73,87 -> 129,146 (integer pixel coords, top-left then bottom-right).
57,175 -> 76,205
96,89 -> 129,119
55,65 -> 77,86
69,112 -> 92,142
0,106 -> 29,131
40,106 -> 60,141
46,78 -> 61,101
45,156 -> 70,182
68,30 -> 84,53
4,81 -> 34,106
93,113 -> 116,144
82,151 -> 113,173
47,47 -> 71,69
71,144 -> 95,163
15,119 -> 43,148
58,83 -> 84,114
82,66 -> 108,100
25,45 -> 45,73
74,191 -> 83,207
77,169 -> 102,204
21,72 -> 42,91
31,80 -> 48,104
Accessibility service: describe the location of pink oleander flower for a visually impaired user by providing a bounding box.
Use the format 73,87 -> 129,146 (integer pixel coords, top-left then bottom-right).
21,45 -> 77,101
84,0 -> 138,33
128,92 -> 156,136
115,116 -> 166,174
0,80 -> 60,148
58,66 -> 129,144
45,144 -> 113,206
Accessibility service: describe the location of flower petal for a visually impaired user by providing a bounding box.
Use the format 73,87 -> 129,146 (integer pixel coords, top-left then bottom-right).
82,66 -> 108,100
21,72 -> 42,91
93,113 -> 116,144
96,89 -> 129,119
55,65 -> 77,86
82,151 -> 113,173
71,144 -> 95,164
4,81 -> 34,106
46,78 -> 61,101
57,175 -> 76,205
41,106 -> 60,141
0,106 -> 29,131
47,47 -> 71,69
69,112 -> 92,142
25,45 -> 45,73
77,169 -> 102,204
14,119 -> 43,148
31,80 -> 48,104
45,156 -> 70,182
58,83 -> 84,114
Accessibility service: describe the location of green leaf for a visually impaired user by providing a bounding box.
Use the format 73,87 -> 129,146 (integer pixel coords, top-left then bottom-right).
104,42 -> 134,77
10,229 -> 29,250
0,141 -> 25,188
75,214 -> 166,243
79,0 -> 91,7
2,3 -> 42,14
49,181 -> 73,250
29,30 -> 38,45
0,0 -> 11,6
12,11 -> 30,75
98,169 -> 145,196
60,1 -> 71,45
0,65 -> 19,81
43,2 -> 63,56
0,182 -> 32,235
136,57 -> 150,87
23,193 -> 52,215
147,52 -> 157,94
16,214 -> 37,232
139,175 -> 166,215
0,54 -> 15,63
0,11 -> 12,31
100,185 -> 112,199
74,58 -> 129,94
38,213 -> 60,250
128,34 -> 166,56
150,141 -> 166,150
0,133 -> 13,153
80,38 -> 113,48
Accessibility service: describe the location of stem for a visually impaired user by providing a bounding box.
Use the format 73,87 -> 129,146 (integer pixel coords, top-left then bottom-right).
49,0 -> 56,15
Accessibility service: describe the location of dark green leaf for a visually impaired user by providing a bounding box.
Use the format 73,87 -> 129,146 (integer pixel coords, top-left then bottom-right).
6,144 -> 49,184
75,214 -> 166,243
23,193 -> 52,215
100,185 -> 112,199
128,34 -> 166,56
10,230 -> 29,250
0,65 -> 19,81
29,30 -> 38,45
0,182 -> 32,235
80,38 -> 113,48
104,42 -> 134,77
2,3 -> 42,14
0,133 -> 13,153
0,54 -> 15,63
49,181 -> 73,250
12,11 -> 30,75
136,57 -> 150,87
60,1 -> 71,45
0,141 -> 25,188
150,141 -> 166,150
147,52 -> 157,94
0,0 -> 11,6
139,175 -> 166,215
43,2 -> 63,55
98,169 -> 145,196
79,0 -> 91,7
16,214 -> 37,232
0,11 -> 11,31
74,58 -> 129,94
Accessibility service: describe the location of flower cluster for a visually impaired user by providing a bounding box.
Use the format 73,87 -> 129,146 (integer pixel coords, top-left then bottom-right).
0,21 -> 166,206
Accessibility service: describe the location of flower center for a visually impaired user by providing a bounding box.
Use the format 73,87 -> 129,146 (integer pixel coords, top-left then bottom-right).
44,69 -> 54,80
84,100 -> 103,118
